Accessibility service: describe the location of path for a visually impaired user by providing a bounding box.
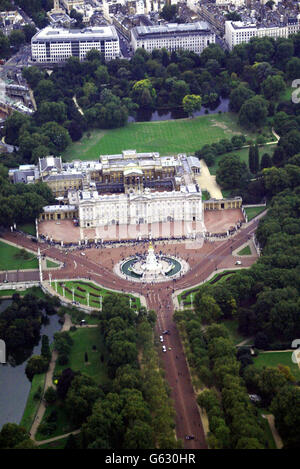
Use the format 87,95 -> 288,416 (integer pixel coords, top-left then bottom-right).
263,414 -> 283,449
35,429 -> 81,447
195,159 -> 223,199
30,314 -> 73,441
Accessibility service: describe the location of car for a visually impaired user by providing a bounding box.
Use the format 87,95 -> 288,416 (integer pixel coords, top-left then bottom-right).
159,335 -> 163,342
162,345 -> 167,352
162,330 -> 170,335
235,260 -> 242,265
185,435 -> 195,440
80,252 -> 86,256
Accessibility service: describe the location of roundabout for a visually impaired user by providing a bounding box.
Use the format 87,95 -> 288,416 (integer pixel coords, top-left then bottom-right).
115,241 -> 189,283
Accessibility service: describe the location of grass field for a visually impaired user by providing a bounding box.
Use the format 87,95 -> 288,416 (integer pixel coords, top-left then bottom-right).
17,223 -> 36,236
221,319 -> 248,345
245,206 -> 267,221
36,327 -> 110,442
56,280 -> 141,309
177,270 -> 236,305
209,143 -> 277,175
237,245 -> 252,256
0,286 -> 46,298
254,351 -> 300,380
0,241 -> 39,270
62,113 -> 273,161
46,259 -> 60,268
54,327 -> 110,385
20,372 -> 46,432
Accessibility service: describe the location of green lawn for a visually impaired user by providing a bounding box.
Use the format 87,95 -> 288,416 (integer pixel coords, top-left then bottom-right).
254,351 -> 300,380
237,245 -> 252,256
46,259 -> 60,268
17,223 -> 36,236
36,327 -> 110,442
54,327 -> 110,385
202,190 -> 210,201
177,270 -> 236,306
62,113 -> 271,161
221,319 -> 247,345
245,206 -> 267,221
209,143 -> 277,175
55,280 -> 141,309
20,372 -> 46,432
0,241 -> 38,270
0,286 -> 46,298
279,85 -> 293,102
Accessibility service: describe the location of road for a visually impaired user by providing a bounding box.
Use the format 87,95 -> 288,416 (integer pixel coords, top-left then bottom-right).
1,217 -> 260,449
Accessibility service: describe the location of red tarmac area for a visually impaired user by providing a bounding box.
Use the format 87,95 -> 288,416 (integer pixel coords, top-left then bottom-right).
38,209 -> 243,243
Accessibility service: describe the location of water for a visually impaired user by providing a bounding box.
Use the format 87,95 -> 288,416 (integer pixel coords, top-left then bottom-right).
128,98 -> 229,123
0,299 -> 12,314
0,300 -> 62,429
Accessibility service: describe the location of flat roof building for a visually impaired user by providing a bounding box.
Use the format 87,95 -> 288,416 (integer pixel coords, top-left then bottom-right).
225,19 -> 300,50
31,25 -> 120,63
131,21 -> 215,54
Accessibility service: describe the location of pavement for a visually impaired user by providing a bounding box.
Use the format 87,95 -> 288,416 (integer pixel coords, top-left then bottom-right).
195,159 -> 223,200
1,217 -> 261,449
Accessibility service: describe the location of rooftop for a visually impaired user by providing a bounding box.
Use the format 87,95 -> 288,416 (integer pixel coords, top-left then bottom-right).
132,21 -> 213,39
32,25 -> 118,42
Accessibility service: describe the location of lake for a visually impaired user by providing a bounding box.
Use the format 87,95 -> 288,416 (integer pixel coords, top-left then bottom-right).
0,300 -> 62,430
128,98 -> 229,123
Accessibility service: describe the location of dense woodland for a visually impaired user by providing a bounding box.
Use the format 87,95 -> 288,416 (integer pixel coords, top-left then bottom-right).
0,291 -> 59,364
0,163 -> 54,227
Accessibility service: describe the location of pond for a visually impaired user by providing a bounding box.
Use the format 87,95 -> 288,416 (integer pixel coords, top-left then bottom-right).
128,98 -> 229,123
0,300 -> 62,430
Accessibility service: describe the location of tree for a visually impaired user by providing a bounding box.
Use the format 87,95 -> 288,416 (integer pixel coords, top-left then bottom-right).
229,85 -> 255,113
41,122 -> 71,154
160,4 -> 177,21
238,95 -> 269,129
56,368 -> 76,400
132,79 -> 156,109
0,31 -> 10,58
182,94 -> 202,117
44,386 -> 57,404
25,355 -> 49,381
0,423 -> 30,449
260,153 -> 273,170
216,154 -> 250,190
196,294 -> 222,323
9,30 -> 26,49
271,385 -> 300,448
261,75 -> 286,101
124,420 -> 154,449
